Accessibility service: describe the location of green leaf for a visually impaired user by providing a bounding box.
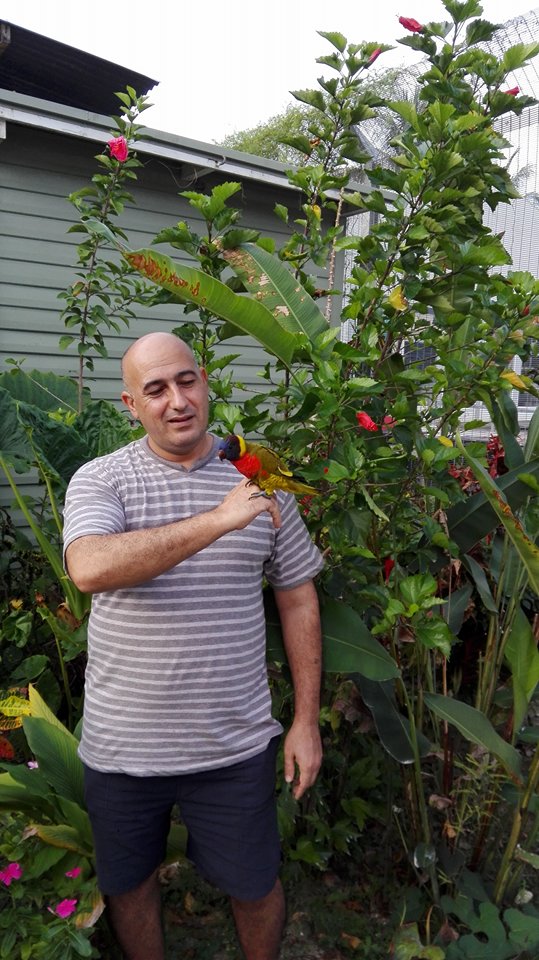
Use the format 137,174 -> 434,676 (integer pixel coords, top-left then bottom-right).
125,248 -> 296,365
0,770 -> 57,819
524,406 -> 539,461
358,678 -> 431,764
164,822 -> 188,864
30,822 -> 93,857
317,30 -> 347,53
291,88 -> 326,112
321,599 -> 400,678
442,583 -> 473,635
504,606 -> 539,732
222,243 -> 327,343
391,922 -> 445,960
0,386 -> 33,473
424,693 -> 522,781
456,435 -> 539,595
446,458 -> 539,555
0,368 -> 84,413
503,41 -> 539,72
22,716 -> 85,807
462,555 -> 497,613
76,399 -> 135,458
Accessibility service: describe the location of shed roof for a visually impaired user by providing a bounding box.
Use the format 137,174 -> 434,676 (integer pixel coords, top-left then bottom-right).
0,19 -> 157,115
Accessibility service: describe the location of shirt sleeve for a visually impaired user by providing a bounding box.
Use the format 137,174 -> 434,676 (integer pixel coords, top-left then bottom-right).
263,493 -> 324,589
62,460 -> 127,563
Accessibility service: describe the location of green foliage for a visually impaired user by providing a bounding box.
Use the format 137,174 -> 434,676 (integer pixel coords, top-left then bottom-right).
58,89 -> 155,410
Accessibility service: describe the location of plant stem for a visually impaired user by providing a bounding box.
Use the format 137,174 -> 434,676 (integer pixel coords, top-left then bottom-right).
493,739 -> 539,905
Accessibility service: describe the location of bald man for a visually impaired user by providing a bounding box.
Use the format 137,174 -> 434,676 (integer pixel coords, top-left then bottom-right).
63,332 -> 323,960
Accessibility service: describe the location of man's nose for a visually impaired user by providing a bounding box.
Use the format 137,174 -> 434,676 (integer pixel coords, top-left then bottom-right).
169,384 -> 188,408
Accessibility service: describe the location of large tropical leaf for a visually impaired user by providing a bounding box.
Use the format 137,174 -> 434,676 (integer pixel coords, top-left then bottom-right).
0,770 -> 57,819
29,684 -> 76,737
524,405 -> 539,461
446,456 -> 539,555
222,243 -> 327,342
504,606 -> 539,732
29,823 -> 93,858
0,368 -> 87,413
16,401 -> 89,487
456,435 -> 539,594
124,248 -> 296,365
22,716 -> 85,807
0,386 -> 33,473
320,598 -> 400,678
265,593 -> 399,678
76,399 -> 140,458
357,678 -> 431,764
424,693 -> 522,782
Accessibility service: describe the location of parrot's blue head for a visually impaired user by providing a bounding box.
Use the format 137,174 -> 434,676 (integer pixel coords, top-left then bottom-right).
218,434 -> 243,462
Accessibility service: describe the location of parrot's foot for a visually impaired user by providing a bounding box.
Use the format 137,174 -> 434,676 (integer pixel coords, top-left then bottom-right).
249,491 -> 273,500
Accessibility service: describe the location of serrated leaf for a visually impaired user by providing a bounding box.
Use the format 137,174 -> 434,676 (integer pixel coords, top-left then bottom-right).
317,30 -> 347,52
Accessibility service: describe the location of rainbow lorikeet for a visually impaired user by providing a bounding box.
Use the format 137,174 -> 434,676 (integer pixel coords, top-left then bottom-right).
218,434 -> 318,497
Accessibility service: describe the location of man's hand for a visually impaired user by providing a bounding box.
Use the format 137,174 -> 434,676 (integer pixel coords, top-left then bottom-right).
217,479 -> 282,530
283,718 -> 322,800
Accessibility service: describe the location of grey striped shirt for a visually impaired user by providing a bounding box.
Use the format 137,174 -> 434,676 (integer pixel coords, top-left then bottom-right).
63,435 -> 323,775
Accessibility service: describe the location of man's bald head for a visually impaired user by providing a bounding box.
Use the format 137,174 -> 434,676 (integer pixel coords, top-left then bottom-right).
121,332 -> 197,395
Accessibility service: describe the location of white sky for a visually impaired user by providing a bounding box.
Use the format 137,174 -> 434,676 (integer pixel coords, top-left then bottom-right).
1,0 -> 537,144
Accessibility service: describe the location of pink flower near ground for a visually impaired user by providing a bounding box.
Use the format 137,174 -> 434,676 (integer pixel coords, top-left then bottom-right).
356,411 -> 379,432
51,899 -> 78,918
0,862 -> 22,885
65,867 -> 82,879
398,16 -> 423,32
108,136 -> 129,162
27,760 -> 39,769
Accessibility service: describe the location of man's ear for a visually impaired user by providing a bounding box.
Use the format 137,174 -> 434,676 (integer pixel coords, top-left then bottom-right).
121,391 -> 138,419
200,368 -> 208,384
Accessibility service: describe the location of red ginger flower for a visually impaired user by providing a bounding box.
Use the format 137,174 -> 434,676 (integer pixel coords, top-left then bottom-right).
384,558 -> 395,582
356,411 -> 379,431
108,136 -> 129,162
368,48 -> 382,65
399,16 -> 423,32
503,87 -> 519,96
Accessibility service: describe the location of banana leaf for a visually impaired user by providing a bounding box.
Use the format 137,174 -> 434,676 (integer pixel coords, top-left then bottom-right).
456,435 -> 539,594
222,243 -> 327,342
446,456 -> 539,555
0,368 -> 87,413
124,248 -> 297,365
424,693 -> 522,782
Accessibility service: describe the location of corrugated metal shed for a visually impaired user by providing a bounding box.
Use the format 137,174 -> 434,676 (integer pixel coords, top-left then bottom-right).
0,20 -> 157,115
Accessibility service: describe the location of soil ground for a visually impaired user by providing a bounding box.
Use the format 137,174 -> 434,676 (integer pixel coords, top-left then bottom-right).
159,861 -> 394,959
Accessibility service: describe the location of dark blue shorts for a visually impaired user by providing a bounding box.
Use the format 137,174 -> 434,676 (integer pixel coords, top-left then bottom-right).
83,736 -> 281,900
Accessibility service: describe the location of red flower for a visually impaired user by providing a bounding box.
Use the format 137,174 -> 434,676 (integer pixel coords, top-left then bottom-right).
0,862 -> 22,886
368,48 -> 382,65
382,415 -> 397,432
503,87 -> 519,96
398,16 -> 423,32
356,411 -> 379,432
50,898 -> 77,919
384,558 -> 395,582
323,466 -> 329,474
108,136 -> 129,162
521,305 -> 530,316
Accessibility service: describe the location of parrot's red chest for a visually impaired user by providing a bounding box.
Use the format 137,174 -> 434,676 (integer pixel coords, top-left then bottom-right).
232,452 -> 262,480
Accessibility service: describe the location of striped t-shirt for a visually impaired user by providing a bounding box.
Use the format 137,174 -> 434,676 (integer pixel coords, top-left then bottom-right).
63,434 -> 323,776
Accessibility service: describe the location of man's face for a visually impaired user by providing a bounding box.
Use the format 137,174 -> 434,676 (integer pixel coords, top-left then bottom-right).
121,337 -> 210,463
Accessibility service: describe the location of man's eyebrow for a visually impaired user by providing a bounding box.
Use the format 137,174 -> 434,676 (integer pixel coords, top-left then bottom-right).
142,369 -> 197,392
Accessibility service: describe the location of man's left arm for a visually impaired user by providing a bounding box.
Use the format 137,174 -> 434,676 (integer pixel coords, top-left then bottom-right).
274,580 -> 323,800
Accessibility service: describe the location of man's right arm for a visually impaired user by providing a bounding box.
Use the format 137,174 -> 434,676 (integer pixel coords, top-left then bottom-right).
65,479 -> 281,594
